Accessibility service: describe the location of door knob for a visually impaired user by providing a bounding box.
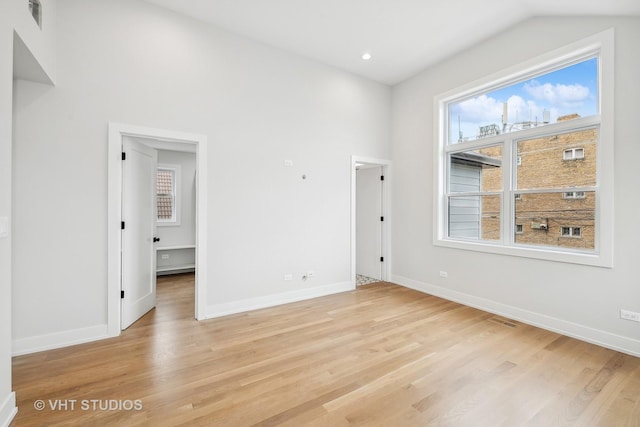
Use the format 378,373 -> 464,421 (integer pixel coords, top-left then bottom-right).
153,237 -> 160,242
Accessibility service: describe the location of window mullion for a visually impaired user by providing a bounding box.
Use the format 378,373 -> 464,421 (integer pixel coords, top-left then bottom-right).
503,137 -> 514,246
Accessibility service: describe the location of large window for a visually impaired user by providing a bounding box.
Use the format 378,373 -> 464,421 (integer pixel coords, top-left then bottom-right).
435,31 -> 614,267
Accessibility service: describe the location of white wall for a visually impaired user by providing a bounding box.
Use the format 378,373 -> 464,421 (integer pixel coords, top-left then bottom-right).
0,12 -> 15,422
11,0 -> 390,351
156,150 -> 196,247
2,0 -> 56,423
391,17 -> 640,355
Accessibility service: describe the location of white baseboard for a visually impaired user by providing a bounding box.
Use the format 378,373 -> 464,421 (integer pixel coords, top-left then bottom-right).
0,392 -> 17,427
206,281 -> 354,319
12,325 -> 109,356
391,274 -> 640,358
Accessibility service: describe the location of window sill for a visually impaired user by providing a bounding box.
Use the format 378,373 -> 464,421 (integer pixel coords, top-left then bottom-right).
434,237 -> 612,268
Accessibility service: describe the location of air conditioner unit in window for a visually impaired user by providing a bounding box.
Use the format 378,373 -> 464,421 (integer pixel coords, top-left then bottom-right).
531,222 -> 548,230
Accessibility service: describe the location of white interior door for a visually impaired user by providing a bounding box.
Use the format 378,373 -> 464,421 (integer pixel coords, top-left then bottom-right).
121,138 -> 158,329
356,166 -> 383,280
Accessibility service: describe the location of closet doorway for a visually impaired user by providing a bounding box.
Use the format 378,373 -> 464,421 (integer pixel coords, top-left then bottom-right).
351,156 -> 391,287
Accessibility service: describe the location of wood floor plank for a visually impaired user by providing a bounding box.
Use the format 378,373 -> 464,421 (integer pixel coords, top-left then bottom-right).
11,273 -> 640,426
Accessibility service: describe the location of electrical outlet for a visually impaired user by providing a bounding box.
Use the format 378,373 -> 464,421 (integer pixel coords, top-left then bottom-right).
620,309 -> 640,322
307,271 -> 315,278
439,271 -> 448,278
284,274 -> 293,281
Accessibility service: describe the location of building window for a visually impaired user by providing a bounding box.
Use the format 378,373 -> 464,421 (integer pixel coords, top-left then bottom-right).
563,191 -> 586,199
157,165 -> 180,225
561,226 -> 582,238
435,30 -> 614,267
563,148 -> 585,161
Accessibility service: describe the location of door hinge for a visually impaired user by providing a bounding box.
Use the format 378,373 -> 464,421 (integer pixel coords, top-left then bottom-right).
121,221 -> 125,230
380,175 -> 385,181
380,257 -> 384,262
121,290 -> 125,299
380,216 -> 384,222
122,152 -> 126,160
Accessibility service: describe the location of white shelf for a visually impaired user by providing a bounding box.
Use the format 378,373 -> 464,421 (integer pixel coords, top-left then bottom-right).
156,246 -> 196,274
156,244 -> 196,251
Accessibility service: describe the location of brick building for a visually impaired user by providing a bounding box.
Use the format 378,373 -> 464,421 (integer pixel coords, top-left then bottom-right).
450,114 -> 596,250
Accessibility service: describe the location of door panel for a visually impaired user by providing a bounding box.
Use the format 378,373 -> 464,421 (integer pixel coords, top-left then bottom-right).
356,166 -> 382,280
121,138 -> 157,329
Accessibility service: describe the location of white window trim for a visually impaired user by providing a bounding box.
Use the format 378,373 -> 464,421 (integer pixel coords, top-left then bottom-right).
157,164 -> 181,226
433,29 -> 614,268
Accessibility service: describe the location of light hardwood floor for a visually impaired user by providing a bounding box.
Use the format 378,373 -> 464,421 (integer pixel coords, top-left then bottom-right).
11,274 -> 640,426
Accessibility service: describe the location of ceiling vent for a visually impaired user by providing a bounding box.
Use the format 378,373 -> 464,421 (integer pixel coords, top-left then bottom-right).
28,0 -> 42,29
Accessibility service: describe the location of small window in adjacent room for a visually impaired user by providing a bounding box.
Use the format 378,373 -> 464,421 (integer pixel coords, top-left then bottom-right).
157,166 -> 180,225
28,0 -> 42,28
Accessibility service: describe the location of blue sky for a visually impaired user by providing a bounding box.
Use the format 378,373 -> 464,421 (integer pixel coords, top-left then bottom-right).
449,58 -> 598,143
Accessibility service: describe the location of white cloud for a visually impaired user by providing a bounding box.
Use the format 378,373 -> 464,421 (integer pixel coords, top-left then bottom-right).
451,94 -> 562,142
453,95 -> 502,123
454,94 -> 550,126
505,95 -> 552,123
523,80 -> 590,107
449,79 -> 593,142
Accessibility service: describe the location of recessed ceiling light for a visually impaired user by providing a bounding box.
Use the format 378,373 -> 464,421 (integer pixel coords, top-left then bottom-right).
361,52 -> 372,61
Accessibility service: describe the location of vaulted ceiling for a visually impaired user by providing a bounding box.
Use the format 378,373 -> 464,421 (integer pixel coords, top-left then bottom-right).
144,0 -> 640,85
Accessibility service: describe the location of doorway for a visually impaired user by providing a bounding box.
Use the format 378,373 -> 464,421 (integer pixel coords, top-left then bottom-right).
107,123 -> 208,336
351,156 -> 391,287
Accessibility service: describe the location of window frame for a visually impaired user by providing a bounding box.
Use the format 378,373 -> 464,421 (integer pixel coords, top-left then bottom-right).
563,147 -> 585,161
563,191 -> 586,200
561,226 -> 582,238
433,29 -> 614,268
156,164 -> 181,226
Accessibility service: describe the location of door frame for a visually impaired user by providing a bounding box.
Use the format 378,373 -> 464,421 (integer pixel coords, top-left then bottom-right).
108,123 -> 208,337
351,155 -> 391,286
